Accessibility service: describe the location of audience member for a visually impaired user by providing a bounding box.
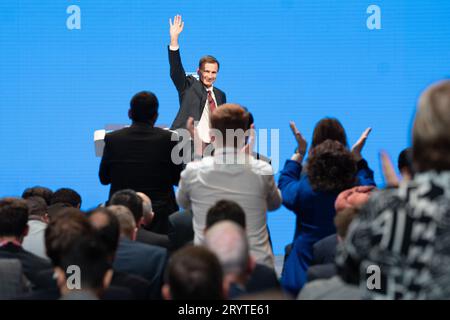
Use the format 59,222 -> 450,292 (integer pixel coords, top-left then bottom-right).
162,245 -> 226,300
50,188 -> 82,208
22,197 -> 49,260
22,186 -> 53,206
177,103 -> 282,269
99,91 -> 183,234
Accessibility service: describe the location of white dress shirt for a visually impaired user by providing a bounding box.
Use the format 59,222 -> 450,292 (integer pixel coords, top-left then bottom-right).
22,219 -> 48,260
197,88 -> 217,143
176,147 -> 282,268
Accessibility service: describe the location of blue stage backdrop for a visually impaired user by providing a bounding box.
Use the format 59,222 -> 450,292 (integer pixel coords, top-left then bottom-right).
1,1 -> 450,254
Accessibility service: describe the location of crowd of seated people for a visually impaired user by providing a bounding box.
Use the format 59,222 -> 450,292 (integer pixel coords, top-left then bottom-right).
1,79 -> 449,300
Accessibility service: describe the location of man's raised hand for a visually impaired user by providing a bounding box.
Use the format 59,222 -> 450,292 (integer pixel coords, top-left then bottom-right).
169,15 -> 184,48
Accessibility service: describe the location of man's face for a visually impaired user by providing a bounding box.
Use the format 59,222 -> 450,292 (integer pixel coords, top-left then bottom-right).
198,62 -> 218,88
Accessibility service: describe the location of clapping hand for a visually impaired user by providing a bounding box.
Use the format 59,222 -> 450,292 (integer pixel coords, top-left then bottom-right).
351,127 -> 372,161
289,121 -> 307,162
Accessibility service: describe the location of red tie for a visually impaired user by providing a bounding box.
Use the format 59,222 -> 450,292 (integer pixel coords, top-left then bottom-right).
207,90 -> 216,112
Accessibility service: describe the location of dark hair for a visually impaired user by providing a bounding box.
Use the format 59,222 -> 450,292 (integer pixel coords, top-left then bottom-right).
129,91 -> 159,123
22,186 -> 53,205
198,55 -> 220,71
50,188 -> 82,208
307,140 -> 357,193
206,200 -> 246,230
26,196 -> 47,217
59,234 -> 111,290
0,198 -> 29,238
87,207 -> 120,258
413,80 -> 450,172
165,246 -> 224,300
109,189 -> 143,224
45,208 -> 93,266
311,118 -> 348,149
398,147 -> 413,173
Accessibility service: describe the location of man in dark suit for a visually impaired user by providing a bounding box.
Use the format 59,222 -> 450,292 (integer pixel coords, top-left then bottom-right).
168,15 -> 226,142
99,91 -> 183,234
108,205 -> 167,300
0,198 -> 54,291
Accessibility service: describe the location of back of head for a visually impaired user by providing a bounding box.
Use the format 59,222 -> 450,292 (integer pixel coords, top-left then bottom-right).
397,147 -> 414,177
413,80 -> 450,172
22,186 -> 53,206
210,103 -> 250,148
311,118 -> 348,149
107,205 -> 136,239
45,208 -> 93,266
50,188 -> 82,208
205,221 -> 249,277
307,139 -> 357,193
206,200 -> 246,230
0,198 -> 29,238
88,207 -> 120,258
26,196 -> 48,218
129,91 -> 159,124
58,234 -> 111,292
109,189 -> 143,224
165,245 -> 224,300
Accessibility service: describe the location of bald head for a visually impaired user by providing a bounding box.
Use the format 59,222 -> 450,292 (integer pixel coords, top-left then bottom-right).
204,221 -> 250,277
136,192 -> 154,226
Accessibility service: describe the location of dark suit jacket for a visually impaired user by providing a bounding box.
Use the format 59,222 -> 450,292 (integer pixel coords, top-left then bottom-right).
311,234 -> 338,265
168,48 -> 226,130
99,123 -> 183,234
0,243 -> 53,291
113,238 -> 167,299
246,263 -> 280,293
111,271 -> 153,300
136,228 -> 171,250
167,209 -> 194,251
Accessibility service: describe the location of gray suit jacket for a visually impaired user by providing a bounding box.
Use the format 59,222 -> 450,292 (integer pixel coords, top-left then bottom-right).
0,259 -> 29,299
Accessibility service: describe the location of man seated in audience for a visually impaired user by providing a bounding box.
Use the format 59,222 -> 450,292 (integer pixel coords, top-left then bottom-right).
22,197 -> 49,260
88,207 -> 155,299
22,186 -> 53,206
298,206 -> 363,300
109,189 -> 170,248
99,91 -> 183,234
205,221 -> 255,299
136,192 -> 171,249
47,187 -> 82,218
307,185 -> 375,282
205,200 -> 279,294
336,80 -> 450,299
177,103 -> 282,269
0,198 -> 53,291
107,205 -> 167,299
54,235 -> 113,300
162,245 -> 226,300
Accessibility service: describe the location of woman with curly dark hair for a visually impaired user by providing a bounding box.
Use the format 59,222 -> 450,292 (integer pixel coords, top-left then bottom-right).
278,120 -> 376,296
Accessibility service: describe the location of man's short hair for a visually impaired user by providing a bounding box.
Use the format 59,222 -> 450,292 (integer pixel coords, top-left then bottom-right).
205,200 -> 246,230
109,189 -> 143,224
45,208 -> 93,266
198,55 -> 220,71
0,198 -> 29,238
129,91 -> 159,123
165,245 -> 224,300
107,205 -> 136,239
398,147 -> 413,174
59,234 -> 111,290
50,188 -> 82,208
87,207 -> 120,258
26,196 -> 48,217
22,186 -> 53,205
210,104 -> 250,147
413,80 -> 450,172
205,221 -> 249,276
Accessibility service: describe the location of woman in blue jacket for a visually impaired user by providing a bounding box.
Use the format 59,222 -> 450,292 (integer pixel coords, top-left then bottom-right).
279,118 -> 375,296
